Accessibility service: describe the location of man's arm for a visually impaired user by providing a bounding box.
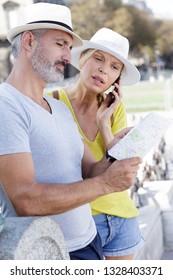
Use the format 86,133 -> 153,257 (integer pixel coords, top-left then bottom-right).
0,152 -> 104,216
0,149 -> 141,217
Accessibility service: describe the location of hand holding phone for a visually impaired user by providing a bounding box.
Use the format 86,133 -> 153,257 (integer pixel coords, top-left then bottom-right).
107,77 -> 120,107
107,91 -> 116,107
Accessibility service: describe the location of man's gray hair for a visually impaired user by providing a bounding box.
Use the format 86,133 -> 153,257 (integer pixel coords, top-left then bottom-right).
11,29 -> 47,58
11,33 -> 22,59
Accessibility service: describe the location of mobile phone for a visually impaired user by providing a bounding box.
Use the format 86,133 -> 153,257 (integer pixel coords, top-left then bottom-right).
107,77 -> 120,107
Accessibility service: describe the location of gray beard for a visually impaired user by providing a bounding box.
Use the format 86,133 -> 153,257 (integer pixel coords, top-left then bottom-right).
31,45 -> 65,84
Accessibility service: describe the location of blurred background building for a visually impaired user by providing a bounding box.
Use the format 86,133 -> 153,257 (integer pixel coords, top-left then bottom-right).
0,0 -> 71,82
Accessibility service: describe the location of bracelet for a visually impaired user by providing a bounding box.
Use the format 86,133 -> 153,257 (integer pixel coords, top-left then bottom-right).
105,150 -> 117,163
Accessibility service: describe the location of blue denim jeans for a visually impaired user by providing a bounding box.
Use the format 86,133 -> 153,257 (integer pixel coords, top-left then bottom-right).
69,232 -> 103,260
93,214 -> 145,257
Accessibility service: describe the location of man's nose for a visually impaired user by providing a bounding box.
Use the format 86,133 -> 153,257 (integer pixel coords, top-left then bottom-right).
62,49 -> 71,64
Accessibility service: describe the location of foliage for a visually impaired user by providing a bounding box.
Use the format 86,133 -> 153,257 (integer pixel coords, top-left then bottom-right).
105,6 -> 134,39
70,0 -> 173,66
70,0 -> 107,39
155,20 -> 173,55
104,0 -> 122,11
105,5 -> 156,52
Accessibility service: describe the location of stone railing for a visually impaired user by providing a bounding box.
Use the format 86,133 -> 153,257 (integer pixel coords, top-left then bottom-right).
135,180 -> 173,259
0,216 -> 69,260
1,181 -> 173,260
1,134 -> 172,260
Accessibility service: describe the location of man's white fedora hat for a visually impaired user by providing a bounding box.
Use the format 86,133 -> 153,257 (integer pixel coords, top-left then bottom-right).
7,3 -> 83,47
71,28 -> 140,85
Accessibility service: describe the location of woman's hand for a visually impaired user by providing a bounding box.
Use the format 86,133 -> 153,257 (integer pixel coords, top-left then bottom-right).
96,80 -> 122,147
107,127 -> 133,150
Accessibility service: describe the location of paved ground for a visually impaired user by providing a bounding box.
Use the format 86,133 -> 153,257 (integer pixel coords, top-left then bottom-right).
159,118 -> 173,260
161,250 -> 173,260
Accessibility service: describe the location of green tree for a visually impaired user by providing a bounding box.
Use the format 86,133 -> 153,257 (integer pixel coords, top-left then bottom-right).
103,0 -> 122,11
155,19 -> 173,56
71,0 -> 107,39
105,5 -> 156,52
70,1 -> 173,65
70,0 -> 123,38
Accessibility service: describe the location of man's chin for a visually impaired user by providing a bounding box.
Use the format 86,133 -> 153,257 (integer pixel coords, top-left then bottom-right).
46,74 -> 64,84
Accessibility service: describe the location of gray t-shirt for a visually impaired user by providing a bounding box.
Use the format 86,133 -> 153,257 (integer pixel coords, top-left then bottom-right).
0,83 -> 96,252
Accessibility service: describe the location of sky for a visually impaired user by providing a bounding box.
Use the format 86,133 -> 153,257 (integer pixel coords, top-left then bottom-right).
145,0 -> 173,19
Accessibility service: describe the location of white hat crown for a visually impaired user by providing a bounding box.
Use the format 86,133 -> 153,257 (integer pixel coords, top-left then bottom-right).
17,3 -> 72,30
7,3 -> 83,47
90,28 -> 129,59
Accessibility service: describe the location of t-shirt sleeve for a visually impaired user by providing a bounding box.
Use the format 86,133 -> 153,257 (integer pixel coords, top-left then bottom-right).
0,96 -> 31,155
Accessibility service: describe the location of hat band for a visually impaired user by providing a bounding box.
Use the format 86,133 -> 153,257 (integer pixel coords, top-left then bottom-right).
28,20 -> 73,32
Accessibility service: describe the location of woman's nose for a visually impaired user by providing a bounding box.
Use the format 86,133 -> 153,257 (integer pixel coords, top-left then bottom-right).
99,66 -> 106,74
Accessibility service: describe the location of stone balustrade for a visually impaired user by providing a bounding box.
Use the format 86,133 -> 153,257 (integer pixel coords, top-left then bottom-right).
135,180 -> 173,259
0,216 -> 69,260
0,181 -> 173,260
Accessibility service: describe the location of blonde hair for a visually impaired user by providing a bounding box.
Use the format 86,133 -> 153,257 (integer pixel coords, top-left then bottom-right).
79,49 -> 96,69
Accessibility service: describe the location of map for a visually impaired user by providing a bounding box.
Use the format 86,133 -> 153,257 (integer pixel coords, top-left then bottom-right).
108,112 -> 173,160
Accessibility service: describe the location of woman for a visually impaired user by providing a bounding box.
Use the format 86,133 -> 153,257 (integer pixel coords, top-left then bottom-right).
49,28 -> 144,259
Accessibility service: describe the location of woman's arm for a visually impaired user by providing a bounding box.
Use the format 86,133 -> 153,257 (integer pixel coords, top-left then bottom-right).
96,83 -> 123,147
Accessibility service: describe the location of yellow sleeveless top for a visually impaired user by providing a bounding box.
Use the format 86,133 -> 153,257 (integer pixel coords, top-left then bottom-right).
47,89 -> 138,218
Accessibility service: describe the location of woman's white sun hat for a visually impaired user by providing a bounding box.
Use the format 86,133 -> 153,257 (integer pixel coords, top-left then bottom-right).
71,28 -> 140,85
7,3 -> 83,47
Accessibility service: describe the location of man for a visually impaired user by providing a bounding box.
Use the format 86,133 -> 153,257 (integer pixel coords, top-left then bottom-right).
0,3 -> 142,260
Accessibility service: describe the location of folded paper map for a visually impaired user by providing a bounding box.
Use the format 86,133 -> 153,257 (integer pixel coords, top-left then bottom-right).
108,112 -> 173,160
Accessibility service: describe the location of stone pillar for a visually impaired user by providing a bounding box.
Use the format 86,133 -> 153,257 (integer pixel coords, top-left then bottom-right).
0,216 -> 69,260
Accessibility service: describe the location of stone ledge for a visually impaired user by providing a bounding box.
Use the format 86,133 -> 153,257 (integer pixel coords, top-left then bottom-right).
1,181 -> 173,260
135,180 -> 173,259
0,216 -> 69,260
135,199 -> 163,259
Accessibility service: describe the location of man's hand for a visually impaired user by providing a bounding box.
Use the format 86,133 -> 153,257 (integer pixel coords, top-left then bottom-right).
101,157 -> 142,193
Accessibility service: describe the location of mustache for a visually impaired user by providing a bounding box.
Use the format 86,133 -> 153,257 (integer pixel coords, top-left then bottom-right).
54,60 -> 67,67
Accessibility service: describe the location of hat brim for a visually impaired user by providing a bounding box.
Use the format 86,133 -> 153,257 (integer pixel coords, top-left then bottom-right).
7,23 -> 83,47
71,40 -> 140,85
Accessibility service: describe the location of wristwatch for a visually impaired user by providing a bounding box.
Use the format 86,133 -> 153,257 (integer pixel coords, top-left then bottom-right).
105,150 -> 117,163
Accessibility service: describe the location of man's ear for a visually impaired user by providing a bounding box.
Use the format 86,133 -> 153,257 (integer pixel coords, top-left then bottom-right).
21,31 -> 35,50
